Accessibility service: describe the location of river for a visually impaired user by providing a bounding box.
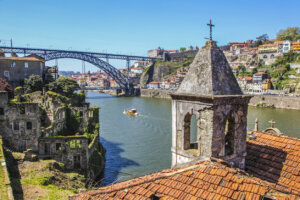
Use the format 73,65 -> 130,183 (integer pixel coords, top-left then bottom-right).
86,92 -> 300,185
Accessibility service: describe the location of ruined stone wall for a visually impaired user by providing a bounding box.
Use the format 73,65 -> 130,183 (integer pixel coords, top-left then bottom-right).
0,100 -> 41,152
39,136 -> 89,169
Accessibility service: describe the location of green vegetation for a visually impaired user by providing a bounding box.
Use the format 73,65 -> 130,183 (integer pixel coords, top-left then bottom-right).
46,91 -> 70,103
5,152 -> 86,200
254,34 -> 270,47
154,57 -> 194,79
47,77 -> 80,98
24,75 -> 44,93
258,52 -> 300,89
0,137 -> 10,200
277,27 -> 300,41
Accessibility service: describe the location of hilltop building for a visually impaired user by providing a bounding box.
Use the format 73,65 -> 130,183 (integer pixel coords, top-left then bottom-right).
0,54 -> 46,87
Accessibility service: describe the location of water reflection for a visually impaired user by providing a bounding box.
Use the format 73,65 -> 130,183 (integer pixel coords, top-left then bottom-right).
101,137 -> 139,185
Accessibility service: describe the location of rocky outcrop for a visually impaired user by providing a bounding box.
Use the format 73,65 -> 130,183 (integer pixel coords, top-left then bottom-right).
152,64 -> 170,82
139,64 -> 154,87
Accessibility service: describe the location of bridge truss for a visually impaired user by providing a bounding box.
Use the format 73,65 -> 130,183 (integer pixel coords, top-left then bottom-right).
0,46 -> 158,88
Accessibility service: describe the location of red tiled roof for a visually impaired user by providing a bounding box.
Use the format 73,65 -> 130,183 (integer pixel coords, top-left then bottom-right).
258,44 -> 278,47
70,132 -> 300,199
149,82 -> 161,84
237,76 -> 252,81
254,72 -> 267,75
246,131 -> 300,195
0,56 -> 43,61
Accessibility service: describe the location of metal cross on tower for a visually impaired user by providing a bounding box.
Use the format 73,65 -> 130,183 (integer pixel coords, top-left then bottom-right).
207,19 -> 215,41
268,120 -> 276,128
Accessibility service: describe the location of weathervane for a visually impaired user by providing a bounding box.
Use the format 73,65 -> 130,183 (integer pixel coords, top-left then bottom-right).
206,19 -> 215,41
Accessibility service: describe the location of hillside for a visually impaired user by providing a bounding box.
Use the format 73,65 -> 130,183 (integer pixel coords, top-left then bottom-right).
139,57 -> 194,86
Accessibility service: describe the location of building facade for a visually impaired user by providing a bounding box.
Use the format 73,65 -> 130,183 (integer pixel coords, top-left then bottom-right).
0,55 -> 46,86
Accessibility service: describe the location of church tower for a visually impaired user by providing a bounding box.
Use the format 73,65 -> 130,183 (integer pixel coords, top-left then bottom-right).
171,39 -> 252,169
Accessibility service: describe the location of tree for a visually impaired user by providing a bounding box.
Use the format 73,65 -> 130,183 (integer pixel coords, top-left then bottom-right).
24,75 -> 44,93
238,65 -> 246,76
47,77 -> 80,97
277,27 -> 300,41
252,68 -> 258,74
256,34 -> 269,41
180,47 -> 186,52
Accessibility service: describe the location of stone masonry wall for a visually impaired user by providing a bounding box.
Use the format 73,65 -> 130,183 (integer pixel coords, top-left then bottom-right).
249,95 -> 300,110
141,89 -> 300,110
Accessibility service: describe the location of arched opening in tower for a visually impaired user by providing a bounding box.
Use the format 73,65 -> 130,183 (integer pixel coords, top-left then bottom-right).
183,113 -> 198,150
224,118 -> 235,156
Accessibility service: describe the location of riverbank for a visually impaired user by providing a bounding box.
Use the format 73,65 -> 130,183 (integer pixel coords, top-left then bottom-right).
140,89 -> 300,110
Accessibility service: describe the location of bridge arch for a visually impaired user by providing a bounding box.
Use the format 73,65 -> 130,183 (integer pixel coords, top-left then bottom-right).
43,52 -> 128,88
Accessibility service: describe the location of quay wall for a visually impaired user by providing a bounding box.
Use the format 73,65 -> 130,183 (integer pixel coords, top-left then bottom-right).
249,95 -> 300,110
140,89 -> 300,110
140,89 -> 172,99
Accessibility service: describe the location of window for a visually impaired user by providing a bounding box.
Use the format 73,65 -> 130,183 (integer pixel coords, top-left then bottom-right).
4,71 -> 9,78
11,61 -> 16,68
24,62 -> 29,68
19,105 -> 25,114
183,113 -> 198,150
26,122 -> 32,130
79,111 -> 83,117
0,107 -> 4,115
13,121 -> 19,130
73,155 -> 81,168
56,143 -> 61,151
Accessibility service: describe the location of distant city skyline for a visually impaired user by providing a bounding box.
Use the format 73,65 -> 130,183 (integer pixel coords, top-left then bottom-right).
1,0 -> 299,71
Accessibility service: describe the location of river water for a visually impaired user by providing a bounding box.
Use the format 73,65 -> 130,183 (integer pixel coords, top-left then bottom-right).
86,92 -> 300,185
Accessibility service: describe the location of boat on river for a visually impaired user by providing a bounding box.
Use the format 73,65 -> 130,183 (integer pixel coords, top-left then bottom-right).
123,108 -> 138,116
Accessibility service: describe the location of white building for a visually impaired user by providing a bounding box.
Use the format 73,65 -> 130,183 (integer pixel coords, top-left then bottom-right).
130,67 -> 144,74
147,81 -> 161,89
282,40 -> 291,53
290,63 -> 300,74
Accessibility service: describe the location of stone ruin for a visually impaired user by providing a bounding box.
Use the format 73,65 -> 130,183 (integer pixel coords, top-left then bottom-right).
171,40 -> 252,169
0,90 -> 102,172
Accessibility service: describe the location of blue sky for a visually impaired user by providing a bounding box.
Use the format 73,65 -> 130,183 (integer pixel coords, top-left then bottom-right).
0,0 -> 299,72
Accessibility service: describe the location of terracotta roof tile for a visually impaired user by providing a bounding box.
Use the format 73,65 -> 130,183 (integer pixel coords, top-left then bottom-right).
70,132 -> 299,200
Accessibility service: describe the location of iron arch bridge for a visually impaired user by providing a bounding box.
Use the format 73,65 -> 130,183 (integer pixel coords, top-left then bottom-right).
0,46 -> 159,89
44,52 -> 128,88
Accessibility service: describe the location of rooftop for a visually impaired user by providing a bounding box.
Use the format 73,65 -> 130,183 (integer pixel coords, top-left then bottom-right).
0,56 -> 43,62
70,131 -> 300,199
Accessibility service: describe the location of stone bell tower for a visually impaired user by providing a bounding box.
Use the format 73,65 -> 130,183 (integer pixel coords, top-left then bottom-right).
170,40 -> 252,169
